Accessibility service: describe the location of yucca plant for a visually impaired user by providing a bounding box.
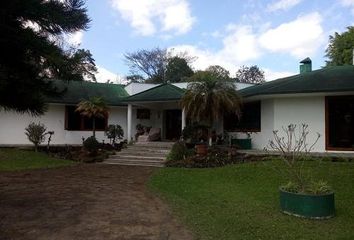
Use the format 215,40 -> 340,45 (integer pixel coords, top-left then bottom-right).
76,97 -> 109,137
181,71 -> 242,145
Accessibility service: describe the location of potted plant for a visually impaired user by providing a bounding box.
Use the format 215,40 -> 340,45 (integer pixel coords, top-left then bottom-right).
266,124 -> 335,219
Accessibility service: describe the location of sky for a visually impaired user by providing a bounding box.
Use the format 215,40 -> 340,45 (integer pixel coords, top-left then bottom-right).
66,0 -> 354,83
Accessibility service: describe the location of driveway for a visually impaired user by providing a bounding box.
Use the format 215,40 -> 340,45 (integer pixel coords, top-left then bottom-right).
0,165 -> 193,240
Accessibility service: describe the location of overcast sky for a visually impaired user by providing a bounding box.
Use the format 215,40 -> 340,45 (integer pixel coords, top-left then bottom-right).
66,0 -> 354,83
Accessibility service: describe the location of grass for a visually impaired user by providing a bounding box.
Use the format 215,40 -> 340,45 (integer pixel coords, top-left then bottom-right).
0,148 -> 75,171
149,160 -> 354,240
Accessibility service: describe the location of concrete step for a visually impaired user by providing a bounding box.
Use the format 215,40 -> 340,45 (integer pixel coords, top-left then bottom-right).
109,155 -> 166,161
104,158 -> 165,167
119,149 -> 169,155
103,141 -> 173,167
103,161 -> 165,167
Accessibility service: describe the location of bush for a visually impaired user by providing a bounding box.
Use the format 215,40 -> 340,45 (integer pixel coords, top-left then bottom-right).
105,124 -> 124,144
166,141 -> 194,162
83,136 -> 100,154
166,146 -> 244,168
25,122 -> 47,152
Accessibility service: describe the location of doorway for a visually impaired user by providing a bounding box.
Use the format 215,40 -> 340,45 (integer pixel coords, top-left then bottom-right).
326,96 -> 354,151
164,109 -> 182,140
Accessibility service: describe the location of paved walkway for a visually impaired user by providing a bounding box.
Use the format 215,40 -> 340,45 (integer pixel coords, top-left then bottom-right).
0,165 -> 193,240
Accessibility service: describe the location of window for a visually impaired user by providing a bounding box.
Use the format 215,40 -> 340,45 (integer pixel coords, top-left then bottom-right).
224,101 -> 261,132
65,106 -> 107,131
137,109 -> 150,119
326,96 -> 354,151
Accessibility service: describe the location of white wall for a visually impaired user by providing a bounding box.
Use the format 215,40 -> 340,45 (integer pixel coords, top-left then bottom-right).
231,97 -> 325,152
273,96 -> 325,152
0,104 -> 128,146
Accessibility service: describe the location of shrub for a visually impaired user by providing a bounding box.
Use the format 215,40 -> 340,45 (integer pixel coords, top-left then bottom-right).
166,145 -> 244,168
167,141 -> 194,162
25,122 -> 47,152
83,136 -> 100,154
105,124 -> 124,144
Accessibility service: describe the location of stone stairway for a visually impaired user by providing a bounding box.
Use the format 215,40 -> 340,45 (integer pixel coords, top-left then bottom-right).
103,142 -> 174,167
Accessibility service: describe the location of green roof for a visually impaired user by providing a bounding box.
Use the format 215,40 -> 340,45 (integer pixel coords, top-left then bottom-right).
124,83 -> 185,102
46,80 -> 128,105
239,66 -> 354,98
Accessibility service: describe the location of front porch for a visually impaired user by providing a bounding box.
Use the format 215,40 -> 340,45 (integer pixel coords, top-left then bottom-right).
124,84 -> 187,142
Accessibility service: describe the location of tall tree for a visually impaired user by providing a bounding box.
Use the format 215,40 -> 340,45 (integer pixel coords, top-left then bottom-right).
206,65 -> 231,80
0,0 -> 95,115
181,74 -> 242,145
124,47 -> 195,83
124,47 -> 167,83
236,65 -> 265,84
325,26 -> 354,66
165,57 -> 194,83
76,97 -> 109,138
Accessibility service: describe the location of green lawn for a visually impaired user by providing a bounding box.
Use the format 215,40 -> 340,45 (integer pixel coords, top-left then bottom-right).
0,148 -> 75,171
149,160 -> 354,240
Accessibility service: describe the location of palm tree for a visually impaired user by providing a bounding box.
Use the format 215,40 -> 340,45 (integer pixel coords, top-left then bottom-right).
76,97 -> 109,137
181,71 -> 242,145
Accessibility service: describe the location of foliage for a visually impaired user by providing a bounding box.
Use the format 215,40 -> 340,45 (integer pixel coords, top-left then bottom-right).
25,122 -> 47,152
306,180 -> 333,195
83,136 -> 100,154
150,161 -> 354,240
76,97 -> 109,137
0,0 -> 95,115
182,123 -> 209,143
325,26 -> 354,66
205,65 -> 231,80
0,148 -> 74,171
265,123 -> 327,194
125,74 -> 145,83
124,47 -> 195,83
165,56 -> 194,83
236,65 -> 265,84
166,146 -> 241,168
105,124 -> 124,144
124,47 -> 167,83
166,141 -> 195,162
181,76 -> 242,128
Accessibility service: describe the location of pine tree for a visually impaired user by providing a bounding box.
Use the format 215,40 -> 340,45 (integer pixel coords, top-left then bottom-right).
0,0 -> 95,115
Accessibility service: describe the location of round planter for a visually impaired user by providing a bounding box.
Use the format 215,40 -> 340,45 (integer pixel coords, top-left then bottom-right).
279,188 -> 335,219
195,144 -> 208,156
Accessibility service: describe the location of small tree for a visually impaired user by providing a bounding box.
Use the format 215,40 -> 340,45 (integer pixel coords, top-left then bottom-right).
105,124 -> 124,144
76,97 -> 109,138
265,124 -> 325,193
181,73 -> 242,145
25,122 -> 47,152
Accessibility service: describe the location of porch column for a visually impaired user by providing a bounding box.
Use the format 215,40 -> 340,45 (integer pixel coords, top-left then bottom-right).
127,104 -> 132,141
181,108 -> 186,131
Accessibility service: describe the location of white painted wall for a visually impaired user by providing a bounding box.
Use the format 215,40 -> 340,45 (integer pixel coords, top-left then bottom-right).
234,97 -> 325,151
273,96 -> 325,152
0,104 -> 128,146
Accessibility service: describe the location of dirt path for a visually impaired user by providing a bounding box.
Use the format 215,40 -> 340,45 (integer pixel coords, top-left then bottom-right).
0,165 -> 193,240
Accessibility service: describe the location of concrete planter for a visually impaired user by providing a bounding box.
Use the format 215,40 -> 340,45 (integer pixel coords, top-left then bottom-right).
231,138 -> 252,149
279,188 -> 335,219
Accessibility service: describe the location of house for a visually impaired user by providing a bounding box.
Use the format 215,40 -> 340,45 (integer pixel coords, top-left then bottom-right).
0,60 -> 353,152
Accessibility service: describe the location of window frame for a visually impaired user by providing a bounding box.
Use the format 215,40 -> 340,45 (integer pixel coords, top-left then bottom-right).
223,101 -> 261,132
64,105 -> 108,131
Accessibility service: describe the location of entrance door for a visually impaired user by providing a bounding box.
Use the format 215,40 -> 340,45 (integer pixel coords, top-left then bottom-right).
164,109 -> 182,140
326,96 -> 354,151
